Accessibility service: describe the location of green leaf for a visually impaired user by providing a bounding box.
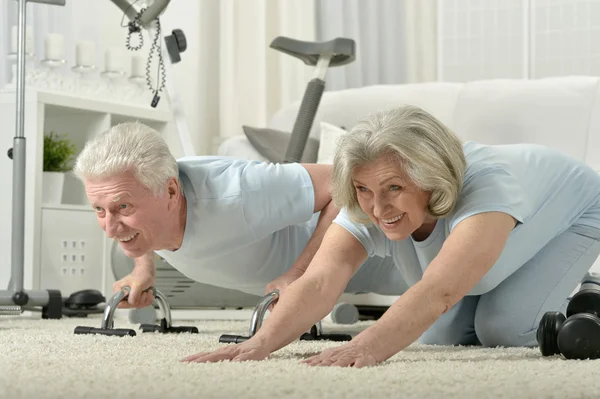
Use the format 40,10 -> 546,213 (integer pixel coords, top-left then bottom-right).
43,131 -> 77,172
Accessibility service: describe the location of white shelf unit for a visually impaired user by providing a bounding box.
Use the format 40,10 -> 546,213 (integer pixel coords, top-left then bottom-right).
0,88 -> 181,298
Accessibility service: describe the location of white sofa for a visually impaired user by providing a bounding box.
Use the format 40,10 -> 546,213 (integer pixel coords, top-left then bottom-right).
219,76 -> 600,168
218,76 -> 600,306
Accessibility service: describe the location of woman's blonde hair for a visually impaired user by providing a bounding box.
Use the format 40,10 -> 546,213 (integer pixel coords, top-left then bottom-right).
331,104 -> 466,224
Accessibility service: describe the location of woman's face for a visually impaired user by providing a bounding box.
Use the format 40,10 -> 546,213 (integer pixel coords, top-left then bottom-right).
353,155 -> 435,241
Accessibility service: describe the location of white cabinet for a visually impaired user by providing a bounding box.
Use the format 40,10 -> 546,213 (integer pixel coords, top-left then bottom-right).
0,87 -> 181,296
39,206 -> 106,294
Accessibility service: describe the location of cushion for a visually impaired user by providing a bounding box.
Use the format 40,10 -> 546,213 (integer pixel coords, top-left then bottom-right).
216,134 -> 270,162
317,122 -> 348,164
242,125 -> 320,163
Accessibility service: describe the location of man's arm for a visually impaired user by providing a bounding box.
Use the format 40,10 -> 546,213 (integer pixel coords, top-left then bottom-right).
134,251 -> 156,274
288,163 -> 339,273
288,200 -> 339,273
301,163 -> 334,213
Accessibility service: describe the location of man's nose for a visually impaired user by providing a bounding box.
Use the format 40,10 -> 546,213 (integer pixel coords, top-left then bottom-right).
104,212 -> 121,238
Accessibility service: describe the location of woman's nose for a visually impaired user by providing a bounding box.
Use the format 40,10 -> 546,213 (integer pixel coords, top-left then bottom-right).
373,195 -> 389,217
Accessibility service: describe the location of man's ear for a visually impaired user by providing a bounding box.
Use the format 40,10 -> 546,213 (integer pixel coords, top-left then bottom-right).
166,177 -> 179,199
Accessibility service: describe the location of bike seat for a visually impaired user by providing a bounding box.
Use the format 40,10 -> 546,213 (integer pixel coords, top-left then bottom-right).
270,36 -> 355,67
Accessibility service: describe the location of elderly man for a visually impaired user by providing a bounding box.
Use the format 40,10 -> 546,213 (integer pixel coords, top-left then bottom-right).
73,122 -> 407,308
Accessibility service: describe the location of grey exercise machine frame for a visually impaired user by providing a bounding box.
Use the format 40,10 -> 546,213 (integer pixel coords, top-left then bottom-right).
0,0 -> 68,318
270,37 -> 355,164
0,0 -> 191,317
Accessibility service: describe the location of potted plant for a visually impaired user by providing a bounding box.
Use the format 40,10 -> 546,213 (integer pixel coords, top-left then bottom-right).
43,131 -> 76,204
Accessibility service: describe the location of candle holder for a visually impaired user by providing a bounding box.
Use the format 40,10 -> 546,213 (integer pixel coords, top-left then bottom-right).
71,64 -> 97,75
100,70 -> 127,80
68,64 -> 102,97
128,75 -> 145,85
37,58 -> 69,92
40,58 -> 66,69
4,55 -> 40,91
6,52 -> 35,62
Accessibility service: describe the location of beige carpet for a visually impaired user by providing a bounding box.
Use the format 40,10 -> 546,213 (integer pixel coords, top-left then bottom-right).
0,312 -> 597,399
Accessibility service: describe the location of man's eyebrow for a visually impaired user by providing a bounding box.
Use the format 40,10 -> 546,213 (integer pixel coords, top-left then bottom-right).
112,194 -> 130,202
89,194 -> 131,207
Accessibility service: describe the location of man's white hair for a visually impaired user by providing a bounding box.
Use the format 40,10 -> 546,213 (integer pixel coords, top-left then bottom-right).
73,121 -> 180,195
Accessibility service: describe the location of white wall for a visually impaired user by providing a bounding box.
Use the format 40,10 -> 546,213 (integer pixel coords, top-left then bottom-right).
437,0 -> 600,81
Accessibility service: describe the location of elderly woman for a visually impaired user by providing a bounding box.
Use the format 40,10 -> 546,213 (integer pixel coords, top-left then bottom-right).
184,104 -> 600,367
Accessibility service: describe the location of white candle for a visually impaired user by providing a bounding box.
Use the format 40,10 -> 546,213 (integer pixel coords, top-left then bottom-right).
11,25 -> 34,54
76,40 -> 96,66
44,33 -> 65,60
105,47 -> 124,72
131,54 -> 145,77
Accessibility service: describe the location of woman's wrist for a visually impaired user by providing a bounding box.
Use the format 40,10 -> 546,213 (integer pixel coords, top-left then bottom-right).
351,328 -> 388,363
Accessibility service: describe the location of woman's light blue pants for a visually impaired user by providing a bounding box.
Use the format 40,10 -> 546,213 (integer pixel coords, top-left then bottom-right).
418,224 -> 600,347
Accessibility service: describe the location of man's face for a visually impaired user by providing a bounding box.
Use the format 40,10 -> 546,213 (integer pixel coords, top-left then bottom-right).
84,171 -> 171,258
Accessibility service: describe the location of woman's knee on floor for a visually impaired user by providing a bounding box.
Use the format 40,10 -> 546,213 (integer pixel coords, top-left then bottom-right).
474,311 -> 536,347
418,296 -> 480,346
418,323 -> 478,346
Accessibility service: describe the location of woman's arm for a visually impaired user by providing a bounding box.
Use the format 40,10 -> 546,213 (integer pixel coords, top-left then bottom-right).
254,224 -> 368,353
183,224 -> 368,363
351,211 -> 517,362
183,223 -> 369,364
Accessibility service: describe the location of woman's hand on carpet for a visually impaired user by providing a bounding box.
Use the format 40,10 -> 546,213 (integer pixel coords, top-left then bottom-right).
181,340 -> 270,363
301,342 -> 379,368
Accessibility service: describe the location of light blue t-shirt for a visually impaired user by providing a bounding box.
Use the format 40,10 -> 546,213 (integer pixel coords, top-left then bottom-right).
333,141 -> 600,295
155,156 -> 408,296
155,156 -> 315,295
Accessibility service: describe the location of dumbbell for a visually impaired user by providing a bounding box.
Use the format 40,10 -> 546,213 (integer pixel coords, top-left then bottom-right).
537,280 -> 600,360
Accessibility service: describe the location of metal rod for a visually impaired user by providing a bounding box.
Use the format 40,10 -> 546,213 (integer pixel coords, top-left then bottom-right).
248,290 -> 279,337
10,0 -> 27,293
153,289 -> 172,327
100,287 -> 130,329
312,53 -> 332,80
139,0 -> 171,26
